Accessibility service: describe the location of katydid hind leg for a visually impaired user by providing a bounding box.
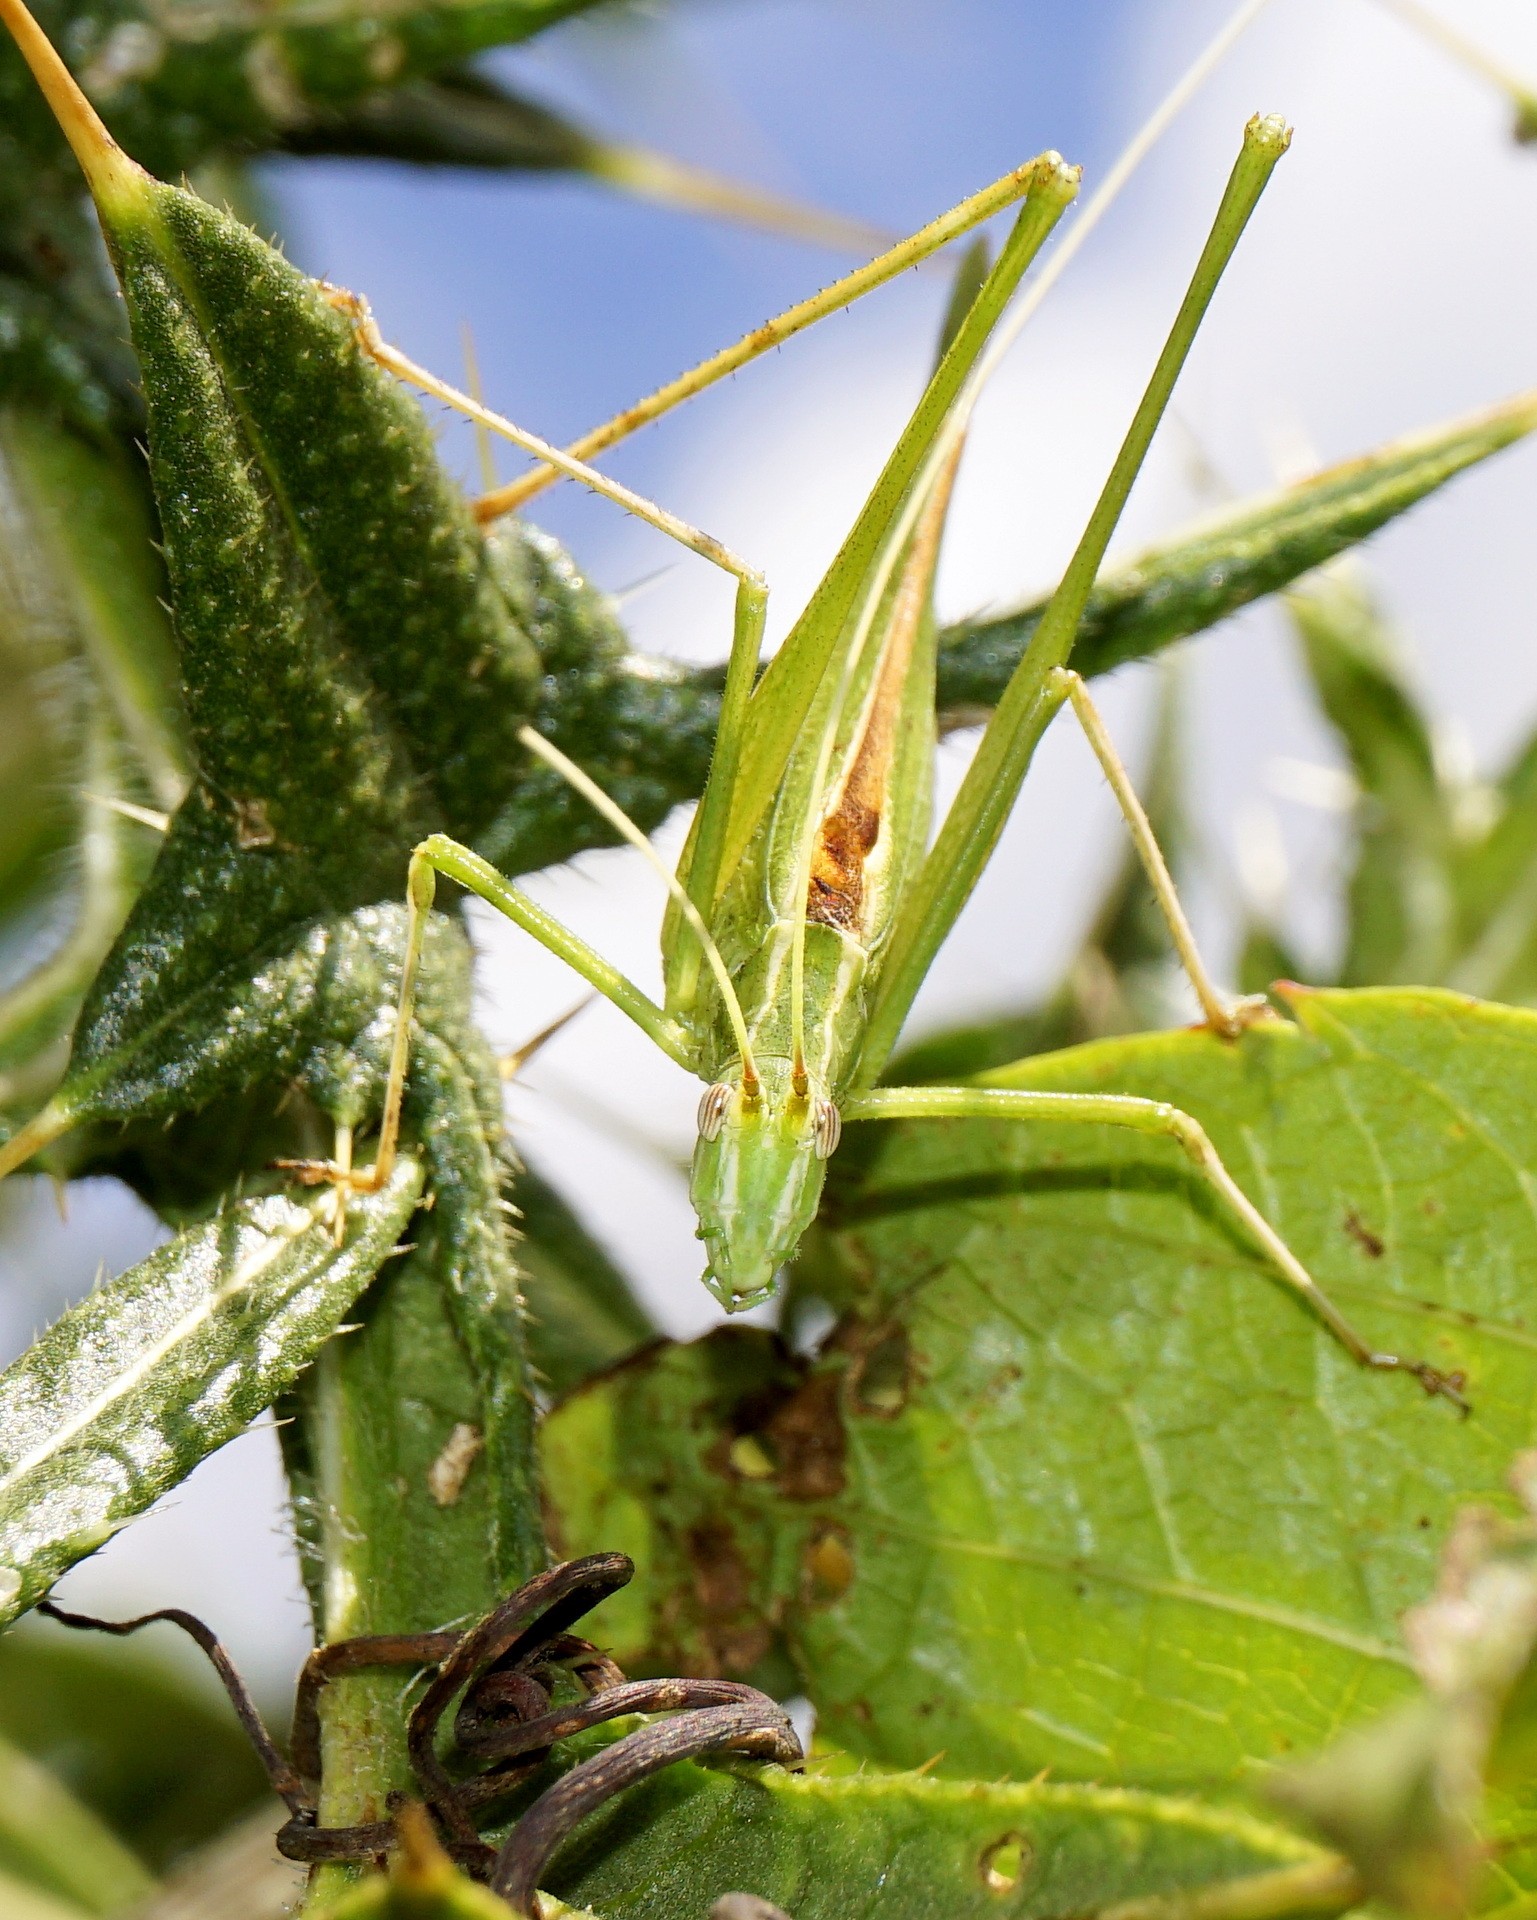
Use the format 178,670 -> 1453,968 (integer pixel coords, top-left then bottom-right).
841,1083 -> 1468,1409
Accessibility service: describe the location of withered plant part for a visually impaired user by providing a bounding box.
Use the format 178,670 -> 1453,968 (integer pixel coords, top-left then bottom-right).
39,1554 -> 802,1903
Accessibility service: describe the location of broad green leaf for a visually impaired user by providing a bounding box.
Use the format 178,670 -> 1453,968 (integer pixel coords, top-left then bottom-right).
544,988 -> 1537,1789
0,1615 -> 269,1872
934,390 -> 1537,716
0,1728 -> 153,1913
515,1165 -> 658,1396
541,1756 -> 1327,1920
0,1156 -> 421,1625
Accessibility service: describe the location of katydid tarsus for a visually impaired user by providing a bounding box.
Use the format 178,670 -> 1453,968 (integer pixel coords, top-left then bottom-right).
303,102 -> 1465,1405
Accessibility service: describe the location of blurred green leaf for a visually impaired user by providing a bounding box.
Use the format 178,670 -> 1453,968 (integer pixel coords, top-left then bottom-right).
0,1156 -> 421,1625
545,988 -> 1537,1789
0,1616 -> 269,1873
1286,566 -> 1452,988
274,69 -> 894,256
542,1753 -> 1330,1920
0,1867 -> 94,1920
0,408 -> 182,1107
0,1727 -> 153,1912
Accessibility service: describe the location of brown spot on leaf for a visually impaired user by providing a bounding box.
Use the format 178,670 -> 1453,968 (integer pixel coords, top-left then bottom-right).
762,1371 -> 846,1501
426,1422 -> 483,1506
684,1521 -> 772,1675
688,1520 -> 749,1616
1343,1210 -> 1385,1259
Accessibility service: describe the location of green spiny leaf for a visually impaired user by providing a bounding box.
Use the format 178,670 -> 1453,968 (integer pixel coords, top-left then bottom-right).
540,1756 -> 1329,1920
544,988 -> 1537,1789
0,1154 -> 421,1625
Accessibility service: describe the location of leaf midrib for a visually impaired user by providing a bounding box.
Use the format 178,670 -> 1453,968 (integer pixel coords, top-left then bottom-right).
835,1509 -> 1413,1667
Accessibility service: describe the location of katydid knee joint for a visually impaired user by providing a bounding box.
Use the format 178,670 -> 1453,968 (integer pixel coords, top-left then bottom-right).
408,847 -> 438,915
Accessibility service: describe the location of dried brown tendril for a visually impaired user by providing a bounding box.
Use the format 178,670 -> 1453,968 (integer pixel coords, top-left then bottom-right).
39,1552 -> 802,1909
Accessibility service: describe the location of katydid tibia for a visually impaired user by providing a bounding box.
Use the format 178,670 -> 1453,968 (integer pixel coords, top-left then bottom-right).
305,113 -> 1466,1409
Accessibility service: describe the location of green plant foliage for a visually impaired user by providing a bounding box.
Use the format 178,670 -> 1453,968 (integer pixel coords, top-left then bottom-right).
0,1157 -> 421,1625
0,1727 -> 154,1912
543,987 -> 1537,1789
0,1617 -> 269,1871
4,0 -> 608,182
0,411 -> 181,1117
0,159 -> 715,1176
540,1757 -> 1325,1920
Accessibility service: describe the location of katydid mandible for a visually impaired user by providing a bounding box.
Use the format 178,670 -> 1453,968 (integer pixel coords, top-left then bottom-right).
309,113 -> 1461,1408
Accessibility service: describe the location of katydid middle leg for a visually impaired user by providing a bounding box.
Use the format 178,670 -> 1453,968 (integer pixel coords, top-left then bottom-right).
1043,665 -> 1270,1039
842,1083 -> 1468,1408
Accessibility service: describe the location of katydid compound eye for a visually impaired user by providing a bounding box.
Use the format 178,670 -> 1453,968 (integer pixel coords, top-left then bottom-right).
813,1099 -> 842,1159
697,1083 -> 733,1140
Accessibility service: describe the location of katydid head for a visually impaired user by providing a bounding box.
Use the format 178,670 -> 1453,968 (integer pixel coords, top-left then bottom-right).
691,1059 -> 841,1311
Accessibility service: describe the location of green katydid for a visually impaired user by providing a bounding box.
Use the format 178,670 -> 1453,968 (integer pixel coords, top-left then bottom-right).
0,0 -> 1458,1405
309,100 -> 1462,1406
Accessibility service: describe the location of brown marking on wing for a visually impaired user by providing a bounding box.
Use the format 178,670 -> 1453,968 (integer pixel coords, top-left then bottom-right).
805,448 -> 961,935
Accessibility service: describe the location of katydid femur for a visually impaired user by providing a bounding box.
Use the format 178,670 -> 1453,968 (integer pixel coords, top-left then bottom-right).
295,111 -> 1465,1409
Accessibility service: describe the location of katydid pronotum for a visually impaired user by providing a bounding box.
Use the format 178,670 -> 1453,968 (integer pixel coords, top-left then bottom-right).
302,105 -> 1463,1408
